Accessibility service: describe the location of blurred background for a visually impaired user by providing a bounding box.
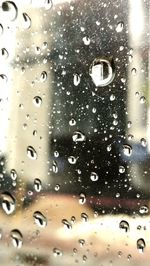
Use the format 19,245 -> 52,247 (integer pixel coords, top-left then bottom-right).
0,0 -> 149,265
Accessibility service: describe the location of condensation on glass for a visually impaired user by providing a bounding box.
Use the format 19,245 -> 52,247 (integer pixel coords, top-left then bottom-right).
0,0 -> 149,265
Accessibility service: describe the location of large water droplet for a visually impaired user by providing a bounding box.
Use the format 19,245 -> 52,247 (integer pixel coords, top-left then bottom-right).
22,13 -> 31,29
33,211 -> 47,228
89,57 -> 115,87
116,22 -> 124,32
44,0 -> 53,10
40,71 -> 47,82
27,146 -> 37,160
139,205 -> 149,215
62,219 -> 72,230
34,178 -> 42,192
10,229 -> 23,248
1,192 -> 15,215
73,74 -> 81,86
69,118 -> 76,126
52,160 -> 58,173
68,156 -> 77,164
72,131 -> 86,142
2,1 -> 18,21
53,248 -> 63,257
33,96 -> 42,107
123,144 -> 132,157
137,238 -> 146,253
119,220 -> 129,232
79,193 -> 86,205
90,172 -> 99,181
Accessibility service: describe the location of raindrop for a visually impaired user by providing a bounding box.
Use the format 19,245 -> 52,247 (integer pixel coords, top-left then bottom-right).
72,131 -> 86,142
90,172 -> 99,181
73,74 -> 81,86
52,160 -> 58,173
27,146 -> 37,160
22,13 -> 31,29
81,213 -> 88,222
69,118 -> 76,126
82,36 -> 90,45
139,205 -> 149,215
68,156 -> 77,164
62,219 -> 72,230
71,216 -> 76,224
54,184 -> 60,191
0,74 -> 8,84
44,0 -> 53,10
54,151 -> 59,158
131,68 -> 137,75
137,238 -> 146,253
10,169 -> 17,180
33,96 -> 42,107
78,239 -> 85,246
141,138 -> 147,147
0,24 -> 3,35
140,96 -> 146,104
128,55 -> 133,63
79,193 -> 86,205
10,229 -> 23,248
89,57 -> 115,87
0,48 -> 9,59
40,71 -> 47,82
53,248 -> 63,257
33,211 -> 47,228
119,166 -> 125,174
123,144 -> 132,157
127,121 -> 132,128
1,191 -> 15,215
119,220 -> 129,232
34,178 -> 42,192
2,1 -> 18,21
116,22 -> 124,32
110,94 -> 115,101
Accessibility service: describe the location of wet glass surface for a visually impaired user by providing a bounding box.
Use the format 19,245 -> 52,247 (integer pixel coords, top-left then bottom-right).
0,0 -> 149,265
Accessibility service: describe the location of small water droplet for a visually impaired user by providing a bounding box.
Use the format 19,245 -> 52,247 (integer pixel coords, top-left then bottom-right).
119,166 -> 125,174
140,96 -> 146,104
89,57 -> 115,87
116,22 -> 124,32
72,131 -> 86,142
10,169 -> 17,180
127,254 -> 132,261
79,193 -> 86,205
52,160 -> 58,173
1,192 -> 15,215
139,205 -> 149,214
0,48 -> 9,59
53,247 -> 63,257
0,24 -> 3,35
33,211 -> 47,228
82,36 -> 90,45
0,74 -> 8,84
127,121 -> 132,128
40,71 -> 47,82
33,96 -> 42,107
141,138 -> 147,147
54,151 -> 59,158
44,0 -> 53,10
90,172 -> 99,181
27,146 -> 37,160
73,74 -> 81,86
2,1 -> 18,21
81,213 -> 88,222
110,94 -> 115,101
78,239 -> 85,246
131,68 -> 137,75
123,144 -> 132,157
119,220 -> 129,232
137,238 -> 146,253
71,216 -> 76,224
68,156 -> 77,164
34,178 -> 42,192
22,13 -> 31,29
10,229 -> 23,248
128,55 -> 133,63
69,118 -> 76,126
62,219 -> 72,230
